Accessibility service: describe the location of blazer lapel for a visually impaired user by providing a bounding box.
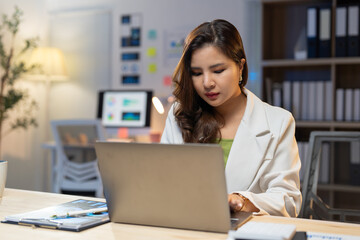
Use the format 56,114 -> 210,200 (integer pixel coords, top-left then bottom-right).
225,89 -> 274,192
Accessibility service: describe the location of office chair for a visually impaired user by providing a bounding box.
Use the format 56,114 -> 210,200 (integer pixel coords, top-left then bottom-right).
51,119 -> 106,197
299,131 -> 360,222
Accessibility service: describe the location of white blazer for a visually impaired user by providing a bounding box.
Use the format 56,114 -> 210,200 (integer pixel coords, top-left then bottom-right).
161,89 -> 302,217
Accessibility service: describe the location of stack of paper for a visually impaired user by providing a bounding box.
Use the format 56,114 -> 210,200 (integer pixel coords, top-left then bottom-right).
228,222 -> 296,240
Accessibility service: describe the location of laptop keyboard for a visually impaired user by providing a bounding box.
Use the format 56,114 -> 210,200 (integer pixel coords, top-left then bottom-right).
229,212 -> 253,230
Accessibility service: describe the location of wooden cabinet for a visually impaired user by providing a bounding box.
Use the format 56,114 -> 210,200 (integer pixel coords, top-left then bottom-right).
261,0 -> 360,215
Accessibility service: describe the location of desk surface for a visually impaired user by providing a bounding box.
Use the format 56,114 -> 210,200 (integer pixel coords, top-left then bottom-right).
1,188 -> 360,240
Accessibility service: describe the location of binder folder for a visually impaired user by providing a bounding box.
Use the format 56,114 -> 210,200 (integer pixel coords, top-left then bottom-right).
292,81 -> 302,120
315,81 -> 325,121
319,7 -> 332,58
354,89 -> 360,121
336,88 -> 345,121
307,7 -> 318,58
345,89 -> 353,122
347,5 -> 360,57
324,81 -> 333,121
336,6 -> 347,57
308,81 -> 317,121
283,81 -> 292,112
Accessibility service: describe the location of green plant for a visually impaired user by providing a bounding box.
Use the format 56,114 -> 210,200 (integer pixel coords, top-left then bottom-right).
0,6 -> 39,157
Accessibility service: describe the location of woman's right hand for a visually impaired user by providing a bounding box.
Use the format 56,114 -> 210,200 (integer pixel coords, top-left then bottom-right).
228,193 -> 246,212
228,193 -> 260,213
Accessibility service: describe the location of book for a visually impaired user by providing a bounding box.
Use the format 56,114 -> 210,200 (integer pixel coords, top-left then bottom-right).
2,199 -> 109,232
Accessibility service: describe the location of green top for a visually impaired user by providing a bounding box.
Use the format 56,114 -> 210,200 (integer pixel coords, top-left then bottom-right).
218,139 -> 234,167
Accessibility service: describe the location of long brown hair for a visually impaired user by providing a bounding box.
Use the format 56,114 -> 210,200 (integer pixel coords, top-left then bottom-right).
172,19 -> 248,143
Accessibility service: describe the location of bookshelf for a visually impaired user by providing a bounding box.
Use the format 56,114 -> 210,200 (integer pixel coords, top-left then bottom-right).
261,0 -> 360,214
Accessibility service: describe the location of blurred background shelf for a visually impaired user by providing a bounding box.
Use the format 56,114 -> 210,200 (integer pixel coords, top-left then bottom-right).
262,57 -> 360,67
261,0 -> 360,216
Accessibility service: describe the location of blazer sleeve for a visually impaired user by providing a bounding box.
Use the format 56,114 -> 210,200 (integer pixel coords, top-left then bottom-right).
237,113 -> 302,217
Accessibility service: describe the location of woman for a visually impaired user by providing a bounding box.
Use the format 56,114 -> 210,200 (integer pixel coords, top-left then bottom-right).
161,19 -> 301,217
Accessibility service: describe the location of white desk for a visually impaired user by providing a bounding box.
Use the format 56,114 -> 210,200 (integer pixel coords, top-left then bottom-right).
1,188 -> 360,240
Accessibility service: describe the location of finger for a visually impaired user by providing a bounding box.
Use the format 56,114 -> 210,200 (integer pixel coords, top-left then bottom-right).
229,199 -> 243,212
233,201 -> 243,212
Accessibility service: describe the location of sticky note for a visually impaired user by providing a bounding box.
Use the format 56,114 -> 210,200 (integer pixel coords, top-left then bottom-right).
118,128 -> 129,139
147,47 -> 157,57
148,63 -> 157,73
163,76 -> 172,86
148,29 -> 157,40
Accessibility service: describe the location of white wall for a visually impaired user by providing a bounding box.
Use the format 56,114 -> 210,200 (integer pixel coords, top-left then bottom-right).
49,9 -> 112,120
112,0 -> 262,96
0,0 -> 262,192
111,0 -> 262,132
0,0 -> 113,192
0,0 -> 49,191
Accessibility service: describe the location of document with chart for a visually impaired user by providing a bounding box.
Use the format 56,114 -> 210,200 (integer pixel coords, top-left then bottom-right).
2,199 -> 109,231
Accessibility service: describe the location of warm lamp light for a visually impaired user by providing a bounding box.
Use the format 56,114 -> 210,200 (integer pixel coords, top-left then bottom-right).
26,47 -> 68,81
25,47 -> 68,141
152,95 -> 175,115
152,96 -> 165,114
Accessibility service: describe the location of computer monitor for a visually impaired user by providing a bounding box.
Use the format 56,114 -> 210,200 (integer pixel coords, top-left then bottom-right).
97,90 -> 152,128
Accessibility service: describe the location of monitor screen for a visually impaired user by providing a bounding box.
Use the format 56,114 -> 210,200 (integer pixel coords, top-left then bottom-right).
97,90 -> 152,128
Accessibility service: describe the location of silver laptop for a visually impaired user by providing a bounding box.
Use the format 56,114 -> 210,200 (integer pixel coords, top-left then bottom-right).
95,142 -> 252,233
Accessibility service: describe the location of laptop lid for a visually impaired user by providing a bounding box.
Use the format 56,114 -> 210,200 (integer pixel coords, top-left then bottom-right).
95,142 -> 248,233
